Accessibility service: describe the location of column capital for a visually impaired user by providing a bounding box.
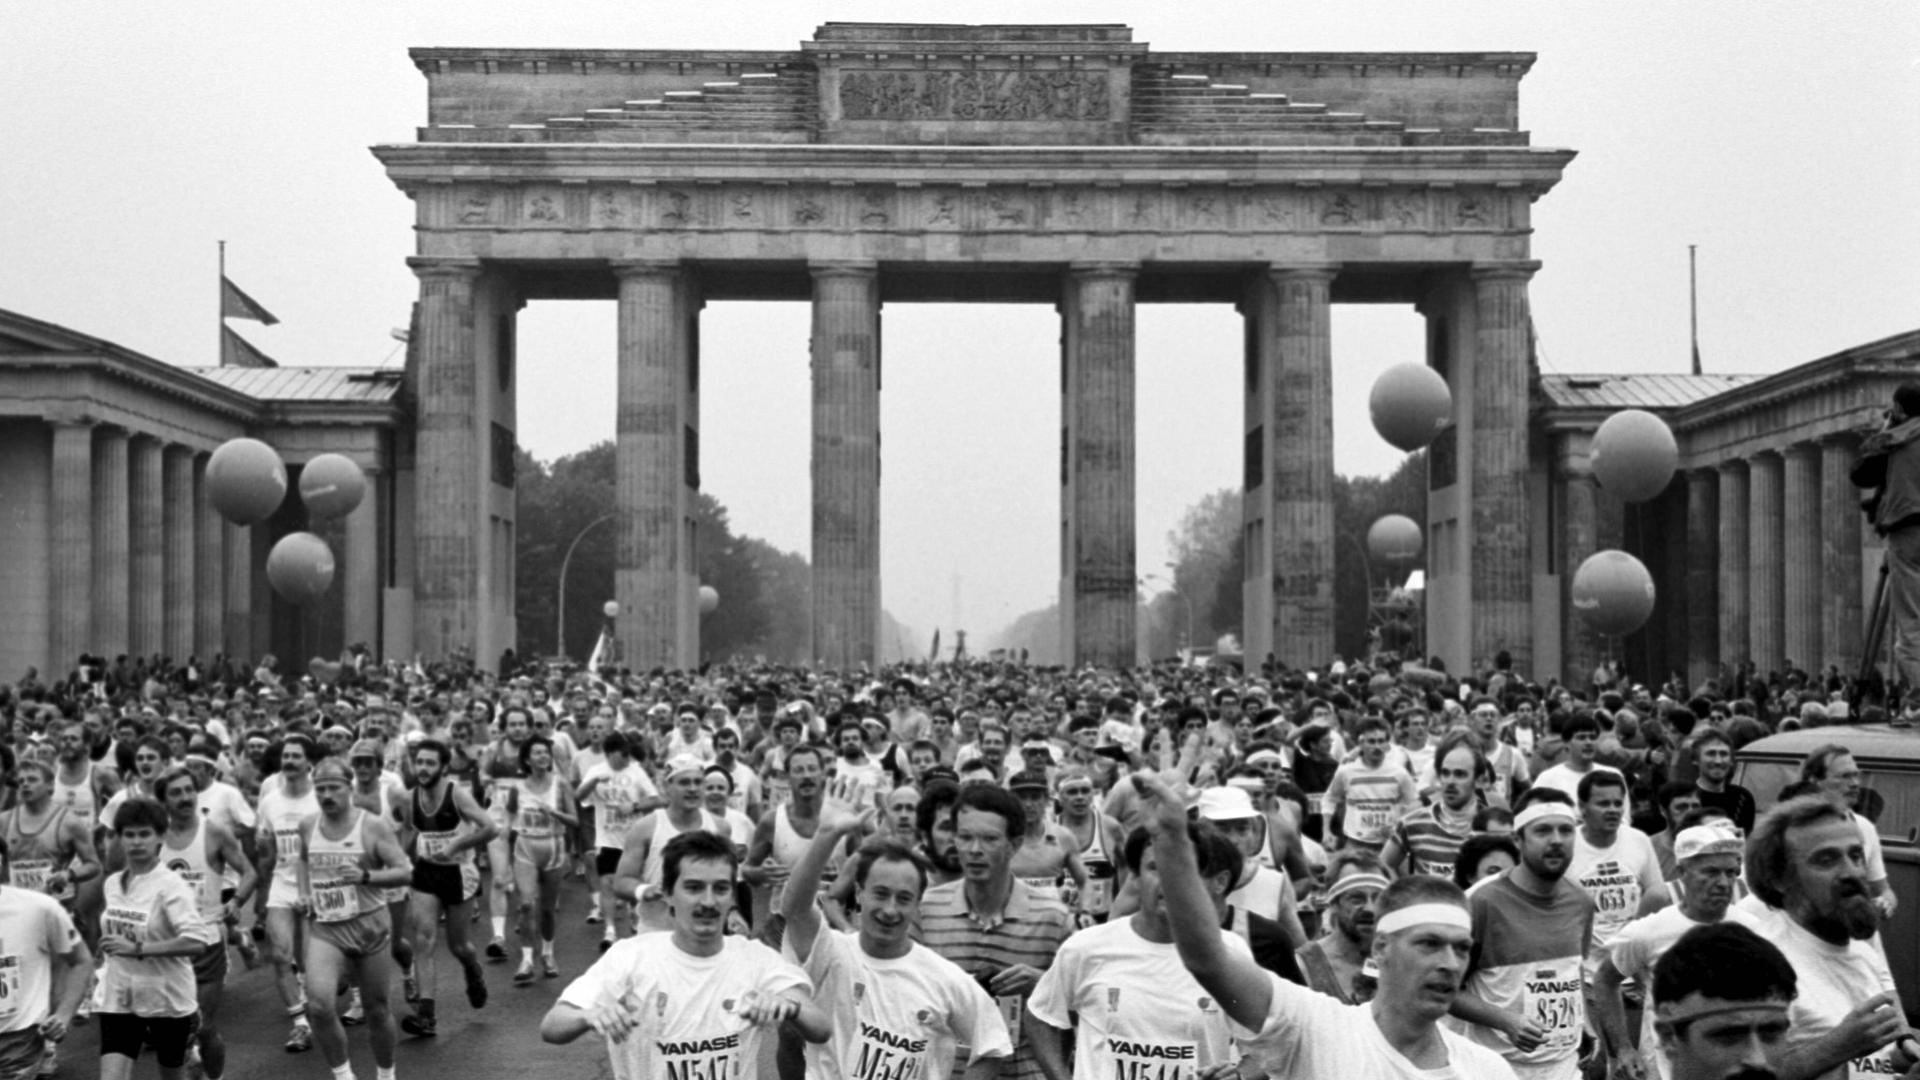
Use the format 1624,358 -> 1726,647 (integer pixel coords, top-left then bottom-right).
808,259 -> 878,280
1783,441 -> 1820,462
1747,448 -> 1783,466
1716,458 -> 1748,477
406,256 -> 482,283
1066,261 -> 1138,280
611,257 -> 685,280
1818,430 -> 1861,450
1469,260 -> 1542,282
1267,263 -> 1340,283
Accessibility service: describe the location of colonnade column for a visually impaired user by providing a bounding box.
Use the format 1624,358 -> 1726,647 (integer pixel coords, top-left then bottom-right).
1747,451 -> 1784,675
223,522 -> 253,659
613,260 -> 697,670
1060,263 -> 1136,669
1684,469 -> 1720,689
809,261 -> 881,668
407,256 -> 483,661
127,436 -> 164,655
1821,435 -> 1863,672
48,421 -> 94,673
342,473 -> 380,653
1265,265 -> 1336,668
162,447 -> 196,659
92,427 -> 130,658
1781,444 -> 1822,673
1716,460 -> 1750,672
1560,466 -> 1602,687
192,456 -> 225,659
1469,263 -> 1538,669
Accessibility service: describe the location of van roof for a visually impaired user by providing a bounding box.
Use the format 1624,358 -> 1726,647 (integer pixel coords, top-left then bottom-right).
1737,724 -> 1920,766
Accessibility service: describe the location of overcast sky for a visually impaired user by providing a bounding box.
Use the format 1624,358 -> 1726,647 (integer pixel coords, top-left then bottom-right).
5,3 -> 1916,646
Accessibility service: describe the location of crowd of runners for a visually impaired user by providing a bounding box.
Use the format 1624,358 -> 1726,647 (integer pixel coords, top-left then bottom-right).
0,649 -> 1912,1079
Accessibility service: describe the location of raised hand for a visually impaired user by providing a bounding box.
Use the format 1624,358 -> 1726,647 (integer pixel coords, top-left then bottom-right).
819,776 -> 878,837
1130,772 -> 1188,837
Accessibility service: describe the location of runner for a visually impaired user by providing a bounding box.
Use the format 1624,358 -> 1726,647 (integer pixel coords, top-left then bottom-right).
506,736 -> 577,986
478,705 -> 530,960
50,721 -> 118,950
158,765 -> 255,1080
575,731 -> 658,949
1567,769 -> 1667,994
1006,771 -> 1087,905
744,743 -> 828,945
0,833 -> 90,1080
612,754 -> 726,935
254,734 -> 322,1053
95,797 -> 219,1080
1324,717 -> 1418,856
2,761 -> 101,907
1296,852 -> 1392,1005
1053,767 -> 1123,926
1648,924 -> 1800,1080
540,831 -> 829,1079
398,738 -> 494,1038
783,776 -> 1012,1080
296,758 -> 412,1080
346,739 -> 413,1013
1382,732 -> 1484,881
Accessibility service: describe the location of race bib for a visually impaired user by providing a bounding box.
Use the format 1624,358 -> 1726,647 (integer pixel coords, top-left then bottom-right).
1522,963 -> 1584,1053
10,860 -> 51,894
1851,1049 -> 1902,1078
102,903 -> 150,944
997,995 -> 1024,1048
418,832 -> 455,859
0,956 -> 20,1024
1082,877 -> 1112,914
275,828 -> 302,860
1108,1037 -> 1197,1078
311,880 -> 356,922
602,808 -> 633,836
852,1020 -> 931,1080
1349,802 -> 1395,843
520,805 -> 551,834
1311,793 -> 1332,818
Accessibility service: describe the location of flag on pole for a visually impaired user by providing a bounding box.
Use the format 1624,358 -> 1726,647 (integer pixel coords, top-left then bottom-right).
929,629 -> 941,662
586,627 -> 610,673
220,275 -> 279,325
220,326 -> 279,369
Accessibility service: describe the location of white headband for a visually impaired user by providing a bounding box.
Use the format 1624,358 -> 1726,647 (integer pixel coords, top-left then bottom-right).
1514,802 -> 1578,833
1325,871 -> 1392,904
1375,903 -> 1472,936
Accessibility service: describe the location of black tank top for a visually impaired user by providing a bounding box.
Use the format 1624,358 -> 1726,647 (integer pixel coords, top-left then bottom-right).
411,783 -> 463,834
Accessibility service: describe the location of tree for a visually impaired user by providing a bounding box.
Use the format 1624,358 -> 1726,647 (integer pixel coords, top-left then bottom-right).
1331,452 -> 1428,659
1164,488 -> 1241,649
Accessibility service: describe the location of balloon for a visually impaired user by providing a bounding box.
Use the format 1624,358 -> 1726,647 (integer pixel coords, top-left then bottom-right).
602,600 -> 620,619
266,532 -> 335,606
698,585 -> 719,614
1590,409 -> 1678,503
307,657 -> 342,685
206,438 -> 287,525
1366,515 -> 1423,564
1570,550 -> 1656,637
1369,363 -> 1453,452
298,454 -> 366,519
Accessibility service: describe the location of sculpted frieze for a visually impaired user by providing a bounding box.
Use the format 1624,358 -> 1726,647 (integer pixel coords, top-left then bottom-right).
837,70 -> 1111,122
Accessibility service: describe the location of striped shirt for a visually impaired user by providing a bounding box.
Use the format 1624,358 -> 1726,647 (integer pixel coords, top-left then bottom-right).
1392,801 -> 1476,880
916,877 -> 1072,1080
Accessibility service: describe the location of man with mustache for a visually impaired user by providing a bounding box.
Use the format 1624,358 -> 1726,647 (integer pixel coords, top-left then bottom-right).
745,743 -> 830,943
1134,771 -> 1517,1078
1451,788 -> 1596,1080
1730,795 -> 1919,1080
1593,820 -> 1747,1080
1297,852 -> 1391,1005
1650,922 -> 1799,1080
782,776 -> 1011,1080
1568,771 -> 1669,991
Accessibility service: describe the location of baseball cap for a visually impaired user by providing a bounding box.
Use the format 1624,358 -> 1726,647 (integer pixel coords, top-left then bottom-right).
1673,821 -> 1744,862
664,753 -> 707,780
1007,770 -> 1051,793
1194,786 -> 1259,822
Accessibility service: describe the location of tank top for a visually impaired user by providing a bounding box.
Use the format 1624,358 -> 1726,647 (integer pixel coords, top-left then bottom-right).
51,764 -> 99,833
4,805 -> 72,899
410,784 -> 472,866
1009,827 -> 1068,896
512,778 -> 560,841
761,806 -> 816,911
161,818 -> 221,919
1070,813 -> 1116,915
305,811 -> 382,923
259,785 -> 321,887
639,808 -> 719,889
483,743 -> 523,823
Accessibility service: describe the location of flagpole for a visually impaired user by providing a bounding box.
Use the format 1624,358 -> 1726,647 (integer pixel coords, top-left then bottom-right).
1688,243 -> 1700,376
217,239 -> 226,367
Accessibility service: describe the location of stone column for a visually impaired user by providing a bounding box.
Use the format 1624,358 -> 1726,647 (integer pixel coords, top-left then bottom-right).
1781,444 -> 1822,674
127,436 -> 164,656
1265,266 -> 1337,668
162,446 -> 196,659
91,427 -> 130,658
1061,263 -> 1137,669
1821,435 -> 1864,673
1561,466 -> 1602,687
1470,263 -> 1538,669
1685,468 -> 1720,689
342,471 -> 380,654
192,455 -> 225,659
1747,451 -> 1785,676
48,421 -> 93,674
1716,460 -> 1749,671
810,261 -> 882,668
408,257 -> 483,661
223,522 -> 253,659
614,260 -> 697,670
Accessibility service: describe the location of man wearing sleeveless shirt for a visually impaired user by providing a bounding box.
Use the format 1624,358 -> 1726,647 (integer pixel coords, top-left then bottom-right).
3,761 -> 100,909
255,734 -> 322,1053
51,721 -> 117,951
745,743 -> 830,945
159,766 -> 253,1080
297,759 -> 412,1080
399,738 -> 494,1039
613,754 -> 729,935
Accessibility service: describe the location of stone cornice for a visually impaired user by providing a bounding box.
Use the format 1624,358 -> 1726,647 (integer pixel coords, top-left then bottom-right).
0,351 -> 261,424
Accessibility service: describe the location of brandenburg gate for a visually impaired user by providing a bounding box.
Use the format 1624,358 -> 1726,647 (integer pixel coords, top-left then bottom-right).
375,22 -> 1574,672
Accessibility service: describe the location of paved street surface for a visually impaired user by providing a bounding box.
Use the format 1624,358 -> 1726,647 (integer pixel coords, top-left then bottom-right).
54,881 -> 614,1079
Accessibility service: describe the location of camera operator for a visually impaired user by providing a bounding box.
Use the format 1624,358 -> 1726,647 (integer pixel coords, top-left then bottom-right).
1851,382 -> 1920,699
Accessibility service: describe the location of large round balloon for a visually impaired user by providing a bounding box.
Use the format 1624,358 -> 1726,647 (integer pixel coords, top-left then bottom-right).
1369,363 -> 1453,452
1571,549 -> 1656,637
698,585 -> 719,614
1366,515 -> 1423,564
1591,409 -> 1678,503
266,532 -> 335,606
206,438 -> 287,525
298,454 -> 366,519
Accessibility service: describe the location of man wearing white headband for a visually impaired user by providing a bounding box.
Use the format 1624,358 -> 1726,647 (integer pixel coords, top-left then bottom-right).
1451,789 -> 1595,1080
1594,820 -> 1746,1080
1134,773 -> 1517,1078
1648,922 -> 1799,1080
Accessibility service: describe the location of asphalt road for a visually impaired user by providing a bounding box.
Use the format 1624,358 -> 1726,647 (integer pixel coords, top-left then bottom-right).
53,878 -> 616,1079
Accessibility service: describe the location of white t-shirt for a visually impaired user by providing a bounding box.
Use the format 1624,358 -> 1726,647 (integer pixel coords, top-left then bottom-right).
582,761 -> 658,852
98,866 -> 219,1018
196,781 -> 256,837
1607,905 -> 1711,1080
557,933 -> 810,1080
0,887 -> 81,1034
1236,968 -> 1520,1079
1568,826 -> 1664,978
1531,763 -> 1632,820
1326,761 -> 1417,848
1029,918 -> 1248,1080
1730,899 -> 1901,1080
792,930 -> 1010,1080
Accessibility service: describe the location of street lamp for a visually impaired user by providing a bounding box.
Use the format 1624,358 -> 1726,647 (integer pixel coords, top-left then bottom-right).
556,514 -> 615,659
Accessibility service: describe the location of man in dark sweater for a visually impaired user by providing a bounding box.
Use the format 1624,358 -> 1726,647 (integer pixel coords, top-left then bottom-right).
1689,727 -> 1754,834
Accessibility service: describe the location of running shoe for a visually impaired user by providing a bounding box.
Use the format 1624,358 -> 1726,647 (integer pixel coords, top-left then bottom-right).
513,960 -> 535,986
543,955 -> 560,980
342,988 -> 365,1026
235,931 -> 260,969
285,1023 -> 313,1053
485,937 -> 507,961
585,904 -> 603,925
465,962 -> 489,1009
400,1010 -> 437,1038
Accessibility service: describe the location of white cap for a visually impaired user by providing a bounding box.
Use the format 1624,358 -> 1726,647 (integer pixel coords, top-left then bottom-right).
1194,786 -> 1259,822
